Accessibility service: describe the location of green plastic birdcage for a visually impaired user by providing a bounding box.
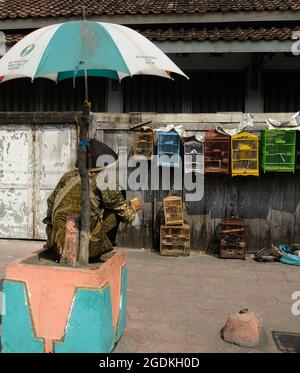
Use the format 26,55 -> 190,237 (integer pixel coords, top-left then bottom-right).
261,130 -> 296,173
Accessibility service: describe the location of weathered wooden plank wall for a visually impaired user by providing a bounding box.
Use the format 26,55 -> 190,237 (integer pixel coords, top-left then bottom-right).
94,112 -> 300,253
0,112 -> 298,253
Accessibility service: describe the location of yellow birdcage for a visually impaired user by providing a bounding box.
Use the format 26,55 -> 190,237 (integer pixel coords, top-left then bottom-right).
231,132 -> 259,176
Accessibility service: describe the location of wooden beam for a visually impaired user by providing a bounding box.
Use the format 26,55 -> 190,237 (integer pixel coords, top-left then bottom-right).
95,112 -> 294,129
0,112 -> 295,131
157,40 -> 295,54
1,11 -> 300,30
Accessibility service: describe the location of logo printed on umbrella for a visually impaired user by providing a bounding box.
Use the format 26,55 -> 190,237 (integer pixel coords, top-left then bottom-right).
136,55 -> 157,65
20,44 -> 35,58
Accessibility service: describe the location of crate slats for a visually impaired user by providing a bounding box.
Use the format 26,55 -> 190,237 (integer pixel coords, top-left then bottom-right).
160,225 -> 190,257
219,218 -> 247,259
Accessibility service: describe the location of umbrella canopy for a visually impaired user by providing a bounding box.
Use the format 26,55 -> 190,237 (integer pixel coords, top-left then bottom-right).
0,21 -> 188,84
0,20 -> 188,265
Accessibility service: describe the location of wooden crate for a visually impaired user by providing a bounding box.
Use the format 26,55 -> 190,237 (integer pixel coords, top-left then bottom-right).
133,129 -> 154,159
163,196 -> 183,225
219,218 -> 247,259
204,130 -> 230,174
160,225 -> 190,257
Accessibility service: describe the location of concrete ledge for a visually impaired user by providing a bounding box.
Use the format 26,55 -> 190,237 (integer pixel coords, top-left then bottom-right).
0,112 -> 293,130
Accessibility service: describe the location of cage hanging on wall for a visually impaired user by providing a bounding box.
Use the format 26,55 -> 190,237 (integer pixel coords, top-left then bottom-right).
204,130 -> 230,174
231,132 -> 259,177
297,131 -> 300,171
157,129 -> 181,168
133,127 -> 154,160
261,130 -> 296,173
184,139 -> 204,174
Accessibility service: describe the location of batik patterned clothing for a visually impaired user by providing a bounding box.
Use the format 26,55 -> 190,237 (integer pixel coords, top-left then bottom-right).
43,169 -> 136,259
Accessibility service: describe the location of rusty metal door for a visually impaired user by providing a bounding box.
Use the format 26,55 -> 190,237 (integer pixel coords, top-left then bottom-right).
0,124 -> 77,239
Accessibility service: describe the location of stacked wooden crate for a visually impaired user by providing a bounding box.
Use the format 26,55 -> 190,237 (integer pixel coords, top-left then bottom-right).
219,218 -> 247,259
160,196 -> 190,257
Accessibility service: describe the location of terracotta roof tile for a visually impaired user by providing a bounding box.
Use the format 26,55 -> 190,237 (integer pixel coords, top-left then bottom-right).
0,1 -> 300,19
139,25 -> 300,42
5,25 -> 300,45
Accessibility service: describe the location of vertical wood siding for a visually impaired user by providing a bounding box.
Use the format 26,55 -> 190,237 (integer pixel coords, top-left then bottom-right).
123,71 -> 245,113
0,78 -> 107,112
264,70 -> 300,113
0,113 -> 299,254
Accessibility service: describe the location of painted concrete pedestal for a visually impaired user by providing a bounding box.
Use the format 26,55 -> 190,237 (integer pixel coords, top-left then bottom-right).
1,250 -> 127,353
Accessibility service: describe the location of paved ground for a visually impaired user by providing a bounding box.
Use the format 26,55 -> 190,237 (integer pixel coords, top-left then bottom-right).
0,240 -> 300,353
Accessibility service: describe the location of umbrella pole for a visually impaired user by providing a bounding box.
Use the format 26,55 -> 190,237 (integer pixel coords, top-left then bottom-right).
78,100 -> 91,265
84,68 -> 88,101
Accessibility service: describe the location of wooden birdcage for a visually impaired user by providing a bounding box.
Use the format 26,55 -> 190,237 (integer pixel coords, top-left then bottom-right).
204,130 -> 230,174
163,196 -> 183,225
160,225 -> 190,257
184,139 -> 204,174
133,128 -> 154,160
231,132 -> 259,176
261,130 -> 296,173
219,219 -> 247,259
157,129 -> 181,168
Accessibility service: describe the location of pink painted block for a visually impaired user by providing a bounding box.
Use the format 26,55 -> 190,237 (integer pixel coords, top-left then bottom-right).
5,249 -> 126,353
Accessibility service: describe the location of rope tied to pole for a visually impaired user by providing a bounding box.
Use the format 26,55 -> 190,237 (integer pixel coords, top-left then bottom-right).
78,140 -> 90,151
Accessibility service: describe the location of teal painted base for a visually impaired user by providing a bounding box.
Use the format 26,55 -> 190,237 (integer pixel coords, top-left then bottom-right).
2,281 -> 44,353
1,266 -> 128,353
55,286 -> 115,353
116,267 -> 128,342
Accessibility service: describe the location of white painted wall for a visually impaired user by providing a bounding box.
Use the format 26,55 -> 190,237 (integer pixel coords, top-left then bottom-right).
0,124 -> 77,239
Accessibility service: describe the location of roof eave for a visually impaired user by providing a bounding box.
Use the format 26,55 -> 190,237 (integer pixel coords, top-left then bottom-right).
1,10 -> 300,31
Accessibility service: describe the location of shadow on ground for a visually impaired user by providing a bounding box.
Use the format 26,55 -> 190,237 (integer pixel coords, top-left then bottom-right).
272,331 -> 300,353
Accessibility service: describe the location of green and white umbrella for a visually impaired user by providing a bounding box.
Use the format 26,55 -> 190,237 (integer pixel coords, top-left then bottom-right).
0,20 -> 188,97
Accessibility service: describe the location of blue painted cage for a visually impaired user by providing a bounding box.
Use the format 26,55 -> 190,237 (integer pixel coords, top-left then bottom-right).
157,130 -> 181,167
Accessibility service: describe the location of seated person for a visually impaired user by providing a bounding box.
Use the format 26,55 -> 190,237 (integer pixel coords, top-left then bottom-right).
43,140 -> 143,260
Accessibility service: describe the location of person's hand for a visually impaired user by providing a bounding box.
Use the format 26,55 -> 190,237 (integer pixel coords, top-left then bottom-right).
130,198 -> 144,211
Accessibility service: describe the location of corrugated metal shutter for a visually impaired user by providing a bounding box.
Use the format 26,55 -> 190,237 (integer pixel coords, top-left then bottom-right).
264,70 -> 300,112
123,71 -> 245,113
0,78 -> 107,112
